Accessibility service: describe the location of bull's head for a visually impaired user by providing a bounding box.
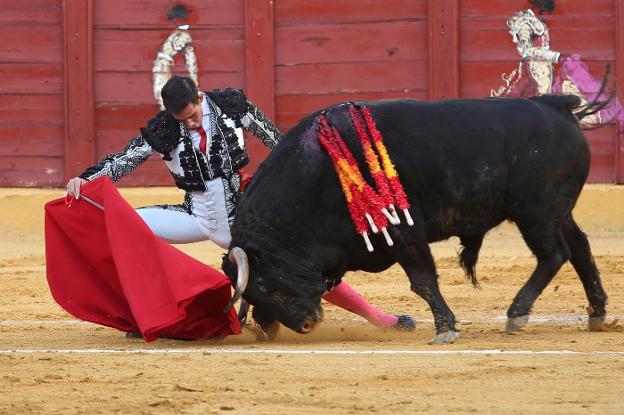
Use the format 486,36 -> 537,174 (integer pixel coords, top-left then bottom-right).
223,246 -> 325,335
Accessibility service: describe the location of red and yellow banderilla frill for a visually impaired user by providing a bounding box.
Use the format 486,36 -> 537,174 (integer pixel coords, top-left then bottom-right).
316,104 -> 414,252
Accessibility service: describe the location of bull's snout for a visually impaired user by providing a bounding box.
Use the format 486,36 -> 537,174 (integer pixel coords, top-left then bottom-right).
296,308 -> 324,334
298,319 -> 316,334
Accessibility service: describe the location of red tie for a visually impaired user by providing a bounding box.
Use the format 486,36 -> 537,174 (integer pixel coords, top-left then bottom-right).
197,126 -> 207,154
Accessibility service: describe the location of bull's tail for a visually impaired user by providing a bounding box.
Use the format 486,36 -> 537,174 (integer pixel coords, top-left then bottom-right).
458,234 -> 484,289
529,64 -> 618,129
574,64 -> 619,129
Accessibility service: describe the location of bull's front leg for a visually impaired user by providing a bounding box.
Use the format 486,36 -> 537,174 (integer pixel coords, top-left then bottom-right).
250,305 -> 280,342
390,228 -> 459,344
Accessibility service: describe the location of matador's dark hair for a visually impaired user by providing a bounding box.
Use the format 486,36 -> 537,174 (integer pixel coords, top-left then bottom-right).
161,75 -> 198,114
529,0 -> 555,13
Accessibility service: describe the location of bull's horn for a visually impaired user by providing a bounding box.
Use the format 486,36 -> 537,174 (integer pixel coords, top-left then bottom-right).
224,247 -> 249,313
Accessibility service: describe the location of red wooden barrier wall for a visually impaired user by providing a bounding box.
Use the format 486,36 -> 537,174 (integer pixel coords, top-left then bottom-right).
274,0 -> 429,130
0,1 -> 64,186
0,0 -> 622,186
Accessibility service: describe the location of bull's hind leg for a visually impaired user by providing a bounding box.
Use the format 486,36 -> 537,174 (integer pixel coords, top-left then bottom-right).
562,216 -> 608,331
506,221 -> 570,332
391,228 -> 459,344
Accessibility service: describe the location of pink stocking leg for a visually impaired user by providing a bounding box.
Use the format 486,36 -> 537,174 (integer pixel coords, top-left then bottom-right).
321,281 -> 398,328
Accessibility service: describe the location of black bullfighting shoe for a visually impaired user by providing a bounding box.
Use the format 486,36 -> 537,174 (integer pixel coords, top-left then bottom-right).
125,331 -> 143,339
390,315 -> 416,332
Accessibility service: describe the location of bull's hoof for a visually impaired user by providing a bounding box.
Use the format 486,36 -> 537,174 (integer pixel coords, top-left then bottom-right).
390,315 -> 416,332
261,321 -> 280,341
244,320 -> 270,342
505,315 -> 529,332
588,315 -> 607,332
428,330 -> 459,345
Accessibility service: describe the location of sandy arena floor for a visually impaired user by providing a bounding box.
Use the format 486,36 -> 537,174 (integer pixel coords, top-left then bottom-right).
1,185 -> 623,414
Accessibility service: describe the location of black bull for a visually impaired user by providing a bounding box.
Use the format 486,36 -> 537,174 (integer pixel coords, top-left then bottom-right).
222,95 -> 608,344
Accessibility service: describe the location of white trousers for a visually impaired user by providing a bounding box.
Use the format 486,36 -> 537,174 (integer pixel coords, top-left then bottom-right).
135,178 -> 231,249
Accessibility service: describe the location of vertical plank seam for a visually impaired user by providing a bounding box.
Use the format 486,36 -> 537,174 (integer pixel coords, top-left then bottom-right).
428,0 -> 459,100
63,0 -> 95,182
244,0 -> 275,172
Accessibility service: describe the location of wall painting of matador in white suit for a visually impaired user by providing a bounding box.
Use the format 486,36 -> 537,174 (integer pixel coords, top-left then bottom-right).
152,4 -> 199,110
491,0 -> 622,128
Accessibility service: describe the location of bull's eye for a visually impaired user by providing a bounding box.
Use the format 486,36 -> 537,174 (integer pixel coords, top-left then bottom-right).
255,276 -> 269,294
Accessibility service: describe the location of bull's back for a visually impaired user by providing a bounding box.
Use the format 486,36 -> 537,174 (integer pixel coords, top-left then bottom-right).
239,96 -> 589,247
363,97 -> 588,240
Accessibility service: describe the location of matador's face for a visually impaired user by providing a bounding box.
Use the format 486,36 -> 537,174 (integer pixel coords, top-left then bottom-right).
171,93 -> 203,130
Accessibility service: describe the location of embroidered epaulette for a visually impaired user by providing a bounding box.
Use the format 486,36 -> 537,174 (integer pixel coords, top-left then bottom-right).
207,88 -> 248,120
140,110 -> 181,160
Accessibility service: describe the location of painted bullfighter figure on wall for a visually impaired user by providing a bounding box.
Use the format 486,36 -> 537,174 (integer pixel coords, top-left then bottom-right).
491,0 -> 623,127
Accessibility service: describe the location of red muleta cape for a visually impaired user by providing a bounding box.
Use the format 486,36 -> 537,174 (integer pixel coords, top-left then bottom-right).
44,177 -> 241,341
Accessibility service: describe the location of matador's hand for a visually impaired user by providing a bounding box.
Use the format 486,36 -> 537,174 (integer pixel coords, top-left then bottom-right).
66,177 -> 87,199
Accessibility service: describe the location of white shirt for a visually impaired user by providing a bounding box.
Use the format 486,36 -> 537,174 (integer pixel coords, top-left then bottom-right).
184,94 -> 230,243
188,93 -> 213,155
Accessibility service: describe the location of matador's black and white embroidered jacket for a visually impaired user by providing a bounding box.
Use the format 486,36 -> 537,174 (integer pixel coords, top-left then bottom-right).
80,88 -> 281,224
